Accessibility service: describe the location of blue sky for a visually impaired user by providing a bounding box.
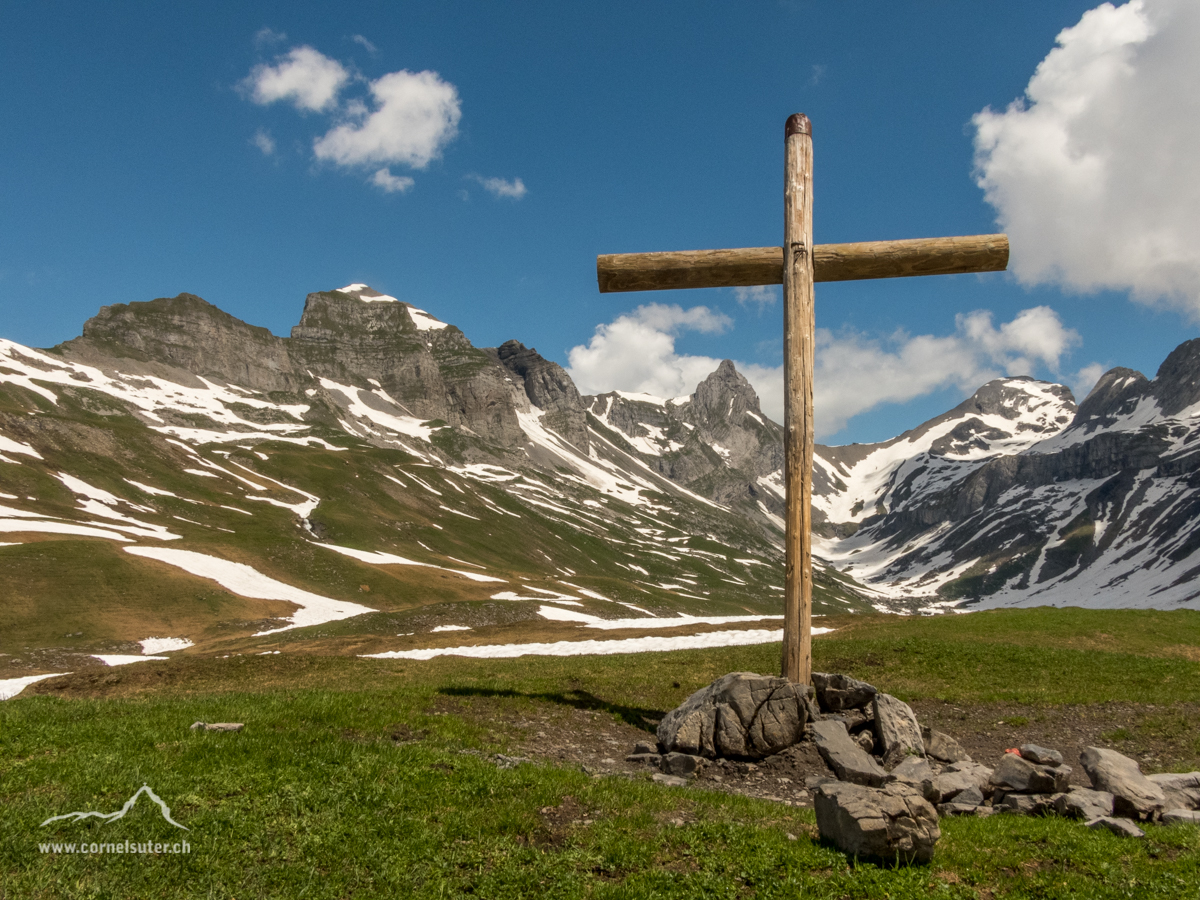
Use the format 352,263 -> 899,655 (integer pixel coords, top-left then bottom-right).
2,1 -> 1197,443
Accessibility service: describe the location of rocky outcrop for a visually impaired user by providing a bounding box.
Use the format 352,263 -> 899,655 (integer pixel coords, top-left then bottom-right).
493,340 -> 588,451
76,293 -> 300,393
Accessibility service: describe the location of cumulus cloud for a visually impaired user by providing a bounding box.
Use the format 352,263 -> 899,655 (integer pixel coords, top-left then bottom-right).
569,305 -> 1089,438
243,45 -> 350,112
254,27 -> 287,47
973,0 -> 1200,315
566,304 -> 731,400
251,129 -> 275,155
469,175 -> 527,199
733,285 -> 778,309
807,307 -> 1081,436
371,168 -> 414,193
313,69 -> 460,169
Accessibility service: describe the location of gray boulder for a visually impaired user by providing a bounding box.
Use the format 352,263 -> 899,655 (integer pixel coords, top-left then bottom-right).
1054,788 -> 1114,820
921,727 -> 971,763
989,753 -> 1070,794
954,785 -> 985,807
886,756 -> 940,803
1086,816 -> 1145,838
656,672 -> 810,760
1147,772 -> 1200,811
814,781 -> 941,864
809,719 -> 886,787
1080,747 -> 1165,821
1019,743 -> 1064,767
873,694 -> 925,766
812,672 -> 877,712
933,768 -> 983,803
943,761 -> 994,797
1162,809 -> 1200,825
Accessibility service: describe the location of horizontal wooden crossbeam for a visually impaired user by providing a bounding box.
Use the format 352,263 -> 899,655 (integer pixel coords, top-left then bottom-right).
597,233 -> 1008,293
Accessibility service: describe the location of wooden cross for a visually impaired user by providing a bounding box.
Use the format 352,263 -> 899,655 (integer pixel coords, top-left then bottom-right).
596,113 -> 1008,685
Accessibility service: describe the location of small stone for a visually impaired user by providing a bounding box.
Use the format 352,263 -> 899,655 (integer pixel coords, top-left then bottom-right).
494,754 -> 528,769
811,672 -> 877,712
922,727 -> 971,764
854,730 -> 875,754
1086,816 -> 1145,838
625,753 -> 662,766
652,773 -> 688,787
809,719 -> 886,787
202,723 -> 244,732
661,752 -> 706,777
632,741 -> 657,755
937,802 -> 982,817
1019,743 -> 1063,767
997,793 -> 1056,816
1080,747 -> 1165,821
1162,809 -> 1200,825
1054,788 -> 1114,821
189,722 -> 206,731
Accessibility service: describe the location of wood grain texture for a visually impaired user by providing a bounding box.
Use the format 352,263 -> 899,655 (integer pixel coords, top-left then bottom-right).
781,114 -> 814,686
596,234 -> 1008,292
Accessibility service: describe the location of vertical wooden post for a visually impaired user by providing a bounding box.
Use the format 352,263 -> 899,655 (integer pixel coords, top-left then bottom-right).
781,113 -> 814,685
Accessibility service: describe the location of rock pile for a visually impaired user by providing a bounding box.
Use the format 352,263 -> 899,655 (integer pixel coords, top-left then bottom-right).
635,672 -> 1200,863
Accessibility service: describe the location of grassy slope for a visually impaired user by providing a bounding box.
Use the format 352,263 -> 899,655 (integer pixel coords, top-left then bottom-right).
3,608 -> 1200,899
1,373 -> 872,669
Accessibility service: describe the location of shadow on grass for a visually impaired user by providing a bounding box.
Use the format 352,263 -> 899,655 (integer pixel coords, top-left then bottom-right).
439,686 -> 665,733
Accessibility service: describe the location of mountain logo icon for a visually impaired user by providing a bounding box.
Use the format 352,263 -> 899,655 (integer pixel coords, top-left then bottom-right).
41,784 -> 188,830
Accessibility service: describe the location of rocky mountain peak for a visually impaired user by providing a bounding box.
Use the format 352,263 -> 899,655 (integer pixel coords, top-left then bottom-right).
692,359 -> 766,428
73,292 -> 299,393
1153,338 -> 1200,416
1072,367 -> 1151,429
491,340 -> 589,451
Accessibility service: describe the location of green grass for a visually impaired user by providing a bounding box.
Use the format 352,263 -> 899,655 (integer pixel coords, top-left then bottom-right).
4,608 -> 1200,898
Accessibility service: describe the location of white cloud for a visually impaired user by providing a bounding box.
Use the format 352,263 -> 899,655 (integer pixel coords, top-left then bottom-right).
973,0 -> 1200,315
313,69 -> 460,169
251,129 -> 275,155
371,168 -> 415,194
733,285 -> 778,308
351,34 -> 377,54
569,305 -> 1083,438
254,27 -> 287,47
566,304 -> 730,400
805,306 -> 1080,436
243,45 -> 350,113
469,175 -> 527,199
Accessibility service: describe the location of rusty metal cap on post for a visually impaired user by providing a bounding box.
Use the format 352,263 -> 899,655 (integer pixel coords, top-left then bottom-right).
785,114 -> 811,138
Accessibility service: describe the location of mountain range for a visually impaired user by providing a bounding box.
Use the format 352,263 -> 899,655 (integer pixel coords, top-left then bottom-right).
2,285 -> 1198,683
